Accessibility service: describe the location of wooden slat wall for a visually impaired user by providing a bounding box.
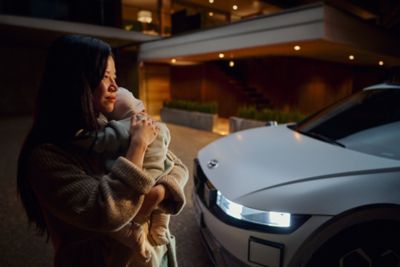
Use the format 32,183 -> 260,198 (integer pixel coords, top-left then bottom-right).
139,63 -> 171,117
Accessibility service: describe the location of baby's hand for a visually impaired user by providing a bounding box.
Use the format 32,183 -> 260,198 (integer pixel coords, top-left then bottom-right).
134,111 -> 148,121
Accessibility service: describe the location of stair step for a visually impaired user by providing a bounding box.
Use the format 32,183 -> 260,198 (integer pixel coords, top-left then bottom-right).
217,62 -> 271,109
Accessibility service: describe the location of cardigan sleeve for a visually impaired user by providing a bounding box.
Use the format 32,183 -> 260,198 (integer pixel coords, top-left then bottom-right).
74,118 -> 131,157
156,150 -> 189,215
28,144 -> 155,233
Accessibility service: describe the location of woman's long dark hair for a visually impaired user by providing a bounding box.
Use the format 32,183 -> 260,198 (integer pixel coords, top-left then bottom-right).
17,35 -> 112,236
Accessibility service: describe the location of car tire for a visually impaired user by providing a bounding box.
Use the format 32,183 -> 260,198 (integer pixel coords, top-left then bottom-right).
305,221 -> 400,267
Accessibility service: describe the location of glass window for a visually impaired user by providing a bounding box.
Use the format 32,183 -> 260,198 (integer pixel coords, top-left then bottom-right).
294,88 -> 400,159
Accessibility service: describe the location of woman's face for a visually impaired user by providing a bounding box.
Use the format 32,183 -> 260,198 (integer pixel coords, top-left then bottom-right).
93,56 -> 118,114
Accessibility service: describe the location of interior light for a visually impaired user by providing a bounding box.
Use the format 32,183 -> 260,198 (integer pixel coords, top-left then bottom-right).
124,25 -> 133,31
208,12 -> 214,17
379,60 -> 384,66
209,0 -> 214,3
171,58 -> 177,64
233,5 -> 238,10
219,53 -> 225,59
216,191 -> 291,227
229,60 -> 235,67
349,55 -> 355,60
137,10 -> 152,23
294,45 -> 301,51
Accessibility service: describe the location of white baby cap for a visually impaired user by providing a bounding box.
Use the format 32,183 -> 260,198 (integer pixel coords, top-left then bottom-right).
110,87 -> 145,119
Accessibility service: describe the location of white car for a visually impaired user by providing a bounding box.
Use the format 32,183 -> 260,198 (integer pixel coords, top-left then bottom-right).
193,83 -> 400,267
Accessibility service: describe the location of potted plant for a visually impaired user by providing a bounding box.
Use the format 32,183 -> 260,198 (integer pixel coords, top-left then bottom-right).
229,106 -> 306,133
160,100 -> 218,131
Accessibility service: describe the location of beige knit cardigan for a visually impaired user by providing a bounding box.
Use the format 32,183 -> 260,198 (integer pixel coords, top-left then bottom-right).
28,143 -> 188,267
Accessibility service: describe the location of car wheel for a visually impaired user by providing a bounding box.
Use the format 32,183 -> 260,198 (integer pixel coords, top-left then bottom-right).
306,221 -> 400,267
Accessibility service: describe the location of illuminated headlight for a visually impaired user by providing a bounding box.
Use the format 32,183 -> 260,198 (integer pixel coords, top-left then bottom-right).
216,191 -> 291,228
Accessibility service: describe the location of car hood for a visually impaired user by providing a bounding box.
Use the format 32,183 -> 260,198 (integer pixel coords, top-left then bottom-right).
197,125 -> 400,201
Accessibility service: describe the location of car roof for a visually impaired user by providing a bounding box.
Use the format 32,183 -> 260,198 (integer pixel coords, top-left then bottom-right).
364,83 -> 400,91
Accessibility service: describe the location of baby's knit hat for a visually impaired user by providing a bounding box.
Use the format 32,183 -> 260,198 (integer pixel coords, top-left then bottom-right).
109,87 -> 145,120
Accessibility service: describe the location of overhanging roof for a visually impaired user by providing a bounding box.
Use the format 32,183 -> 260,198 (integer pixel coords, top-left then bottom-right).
0,14 -> 159,49
139,3 -> 400,67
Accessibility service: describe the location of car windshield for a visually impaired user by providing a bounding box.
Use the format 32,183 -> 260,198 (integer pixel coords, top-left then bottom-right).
294,88 -> 400,160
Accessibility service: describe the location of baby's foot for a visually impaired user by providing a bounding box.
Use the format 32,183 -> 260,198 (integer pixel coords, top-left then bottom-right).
149,211 -> 170,245
132,223 -> 152,262
149,225 -> 169,245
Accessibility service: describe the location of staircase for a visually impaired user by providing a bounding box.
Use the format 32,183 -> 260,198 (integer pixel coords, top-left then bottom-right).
216,61 -> 271,110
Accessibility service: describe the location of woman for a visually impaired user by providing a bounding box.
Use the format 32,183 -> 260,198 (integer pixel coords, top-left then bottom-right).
17,35 -> 188,267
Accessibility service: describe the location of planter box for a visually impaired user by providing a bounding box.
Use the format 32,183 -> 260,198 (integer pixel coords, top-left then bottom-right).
160,107 -> 217,131
229,116 -> 277,133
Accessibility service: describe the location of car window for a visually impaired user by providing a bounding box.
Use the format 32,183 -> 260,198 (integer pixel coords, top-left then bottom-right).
294,88 -> 400,159
338,121 -> 400,160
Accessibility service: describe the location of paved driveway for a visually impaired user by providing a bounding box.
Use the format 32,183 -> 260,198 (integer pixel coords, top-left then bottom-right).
0,117 -> 221,267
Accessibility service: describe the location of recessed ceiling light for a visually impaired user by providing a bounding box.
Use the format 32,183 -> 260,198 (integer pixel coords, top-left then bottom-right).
232,5 -> 238,10
294,45 -> 301,51
379,60 -> 384,66
229,60 -> 235,67
349,55 -> 355,60
219,53 -> 225,59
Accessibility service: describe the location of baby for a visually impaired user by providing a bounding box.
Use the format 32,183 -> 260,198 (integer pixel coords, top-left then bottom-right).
74,87 -> 174,263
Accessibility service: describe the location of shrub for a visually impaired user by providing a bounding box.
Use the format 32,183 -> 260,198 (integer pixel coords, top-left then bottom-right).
237,106 -> 306,123
163,100 -> 218,114
237,105 -> 257,120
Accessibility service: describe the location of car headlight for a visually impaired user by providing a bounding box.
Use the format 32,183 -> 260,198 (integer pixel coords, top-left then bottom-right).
216,191 -> 291,228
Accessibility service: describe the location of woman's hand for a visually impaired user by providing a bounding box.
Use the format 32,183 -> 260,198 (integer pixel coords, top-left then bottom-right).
130,114 -> 158,147
125,115 -> 158,167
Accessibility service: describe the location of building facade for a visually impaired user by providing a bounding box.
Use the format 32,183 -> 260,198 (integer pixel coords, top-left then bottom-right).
1,0 -> 400,117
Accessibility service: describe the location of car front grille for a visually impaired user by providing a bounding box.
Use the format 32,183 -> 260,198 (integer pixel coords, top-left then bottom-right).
194,158 -> 217,208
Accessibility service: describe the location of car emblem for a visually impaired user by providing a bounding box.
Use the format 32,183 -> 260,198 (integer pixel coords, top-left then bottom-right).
207,159 -> 219,169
